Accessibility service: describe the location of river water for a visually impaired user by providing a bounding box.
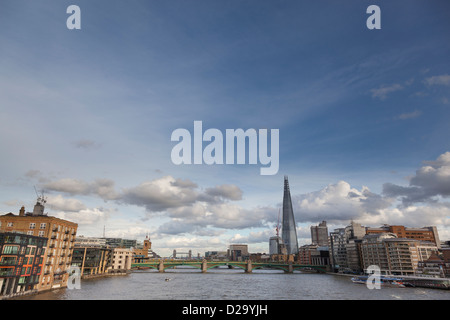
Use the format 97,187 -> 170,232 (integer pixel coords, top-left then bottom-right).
15,267 -> 450,300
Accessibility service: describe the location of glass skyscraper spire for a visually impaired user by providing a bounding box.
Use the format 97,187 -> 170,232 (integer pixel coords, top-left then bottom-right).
282,176 -> 299,255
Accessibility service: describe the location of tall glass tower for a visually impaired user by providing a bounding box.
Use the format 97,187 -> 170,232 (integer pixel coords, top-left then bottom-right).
282,176 -> 299,255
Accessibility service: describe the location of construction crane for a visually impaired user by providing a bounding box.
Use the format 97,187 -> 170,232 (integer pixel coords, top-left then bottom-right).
275,208 -> 281,237
34,186 -> 47,205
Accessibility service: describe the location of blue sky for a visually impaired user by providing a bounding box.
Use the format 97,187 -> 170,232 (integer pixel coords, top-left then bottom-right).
1,0 -> 450,256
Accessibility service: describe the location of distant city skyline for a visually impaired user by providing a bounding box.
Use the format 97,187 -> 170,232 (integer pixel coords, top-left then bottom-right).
1,1 -> 450,256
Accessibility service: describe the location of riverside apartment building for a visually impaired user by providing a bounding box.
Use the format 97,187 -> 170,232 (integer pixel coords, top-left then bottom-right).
0,198 -> 78,293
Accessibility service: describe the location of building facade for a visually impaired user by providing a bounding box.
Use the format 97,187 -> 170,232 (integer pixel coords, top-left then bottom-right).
360,233 -> 397,275
366,225 -> 441,249
269,236 -> 287,258
228,244 -> 249,261
282,176 -> 298,255
110,248 -> 133,273
416,252 -> 447,278
360,232 -> 439,276
205,251 -> 228,261
0,232 -> 47,298
105,238 -> 137,249
311,221 -> 329,247
0,200 -> 78,291
329,221 -> 366,273
133,235 -> 152,263
71,243 -> 112,278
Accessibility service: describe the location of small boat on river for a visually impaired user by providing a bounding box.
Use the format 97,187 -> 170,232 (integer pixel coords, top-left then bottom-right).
351,276 -> 405,288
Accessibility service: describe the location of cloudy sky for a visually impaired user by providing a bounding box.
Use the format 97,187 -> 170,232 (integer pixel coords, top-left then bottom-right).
1,1 -> 450,256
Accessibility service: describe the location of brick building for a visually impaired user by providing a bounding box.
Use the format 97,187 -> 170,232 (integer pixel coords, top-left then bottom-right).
0,198 -> 78,291
366,225 -> 441,249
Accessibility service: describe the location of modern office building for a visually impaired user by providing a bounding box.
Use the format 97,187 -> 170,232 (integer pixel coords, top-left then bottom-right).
228,244 -> 249,261
360,233 -> 397,275
311,221 -> 329,247
74,236 -> 107,247
329,221 -> 366,273
105,238 -> 137,249
269,236 -> 287,255
360,232 -> 439,276
282,176 -> 298,255
71,241 -> 112,278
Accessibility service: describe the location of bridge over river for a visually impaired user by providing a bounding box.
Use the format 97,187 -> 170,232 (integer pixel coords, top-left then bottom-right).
131,260 -> 327,273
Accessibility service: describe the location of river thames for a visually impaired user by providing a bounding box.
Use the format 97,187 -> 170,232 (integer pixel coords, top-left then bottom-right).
14,267 -> 450,300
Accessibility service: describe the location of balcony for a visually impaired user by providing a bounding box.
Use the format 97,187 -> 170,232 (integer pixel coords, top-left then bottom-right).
0,269 -> 15,277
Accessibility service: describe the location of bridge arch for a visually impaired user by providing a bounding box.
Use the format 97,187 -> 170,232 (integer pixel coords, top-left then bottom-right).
252,264 -> 290,272
162,261 -> 203,271
291,265 -> 327,273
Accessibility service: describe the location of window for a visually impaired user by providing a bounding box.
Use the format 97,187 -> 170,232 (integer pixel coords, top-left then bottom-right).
40,223 -> 46,229
27,231 -> 34,235
29,223 -> 36,229
3,245 -> 19,254
38,231 -> 45,237
7,222 -> 13,227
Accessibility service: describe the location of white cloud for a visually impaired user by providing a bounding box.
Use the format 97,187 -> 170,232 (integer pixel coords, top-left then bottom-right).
55,207 -> 111,226
383,151 -> 450,205
370,83 -> 403,100
292,181 -> 391,224
424,74 -> 450,86
43,178 -> 119,200
46,194 -> 87,212
395,110 -> 422,120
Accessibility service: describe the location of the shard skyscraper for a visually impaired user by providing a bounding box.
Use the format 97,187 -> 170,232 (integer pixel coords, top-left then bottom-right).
282,176 -> 299,255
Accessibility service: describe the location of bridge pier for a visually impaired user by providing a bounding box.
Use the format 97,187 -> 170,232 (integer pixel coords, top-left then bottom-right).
202,260 -> 207,273
287,261 -> 293,273
246,260 -> 252,273
159,260 -> 165,273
